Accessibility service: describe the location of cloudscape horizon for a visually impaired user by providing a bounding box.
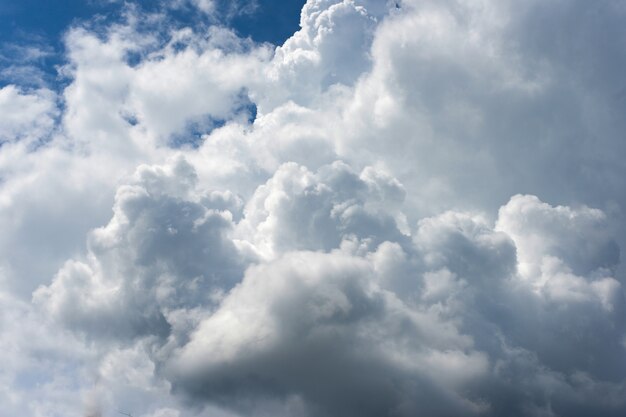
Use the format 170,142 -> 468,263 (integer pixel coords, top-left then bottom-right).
1,1 -> 626,416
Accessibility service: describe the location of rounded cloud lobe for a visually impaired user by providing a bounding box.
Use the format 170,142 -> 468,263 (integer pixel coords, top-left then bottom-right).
2,1 -> 626,416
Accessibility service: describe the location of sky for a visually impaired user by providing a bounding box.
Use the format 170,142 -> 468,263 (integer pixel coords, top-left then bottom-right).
1,1 -> 626,416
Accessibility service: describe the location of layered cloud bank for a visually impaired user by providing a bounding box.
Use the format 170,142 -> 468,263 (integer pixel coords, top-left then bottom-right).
2,1 -> 626,416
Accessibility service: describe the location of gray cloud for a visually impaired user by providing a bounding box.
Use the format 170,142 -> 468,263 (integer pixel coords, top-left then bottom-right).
168,249 -> 489,417
34,157 -> 249,342
168,193 -> 626,417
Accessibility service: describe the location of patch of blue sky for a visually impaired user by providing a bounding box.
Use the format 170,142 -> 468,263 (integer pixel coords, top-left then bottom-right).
169,91 -> 258,149
1,0 -> 118,85
1,0 -> 304,88
169,115 -> 225,149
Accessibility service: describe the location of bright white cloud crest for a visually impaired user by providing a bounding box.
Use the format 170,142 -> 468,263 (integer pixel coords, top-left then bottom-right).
1,1 -> 626,416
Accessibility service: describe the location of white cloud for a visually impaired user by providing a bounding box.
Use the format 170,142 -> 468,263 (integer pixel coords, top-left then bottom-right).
255,0 -> 394,112
496,194 -> 619,281
192,0 -> 216,14
1,0 -> 626,416
0,85 -> 57,144
236,160 -> 407,259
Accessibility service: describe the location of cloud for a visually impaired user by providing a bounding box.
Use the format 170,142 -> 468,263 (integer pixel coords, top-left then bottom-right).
496,194 -> 620,281
166,192 -> 626,416
1,0 -> 626,416
34,157 -> 249,342
0,85 -> 57,144
0,288 -> 93,416
236,160 -> 408,258
340,0 -> 626,221
31,153 -> 624,415
191,0 -> 216,15
62,18 -> 270,148
256,0 -> 393,111
168,249 -> 490,417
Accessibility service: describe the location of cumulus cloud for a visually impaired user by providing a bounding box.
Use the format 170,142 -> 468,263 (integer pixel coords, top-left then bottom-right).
496,194 -> 620,281
165,191 -> 626,417
0,85 -> 57,144
168,249 -> 490,417
1,0 -> 626,416
256,0 -> 390,110
62,18 -> 270,148
236,161 -> 408,258
35,157 -> 249,341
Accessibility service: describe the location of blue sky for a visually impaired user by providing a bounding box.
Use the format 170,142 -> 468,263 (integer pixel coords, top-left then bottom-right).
0,0 -> 304,86
0,0 -> 304,43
